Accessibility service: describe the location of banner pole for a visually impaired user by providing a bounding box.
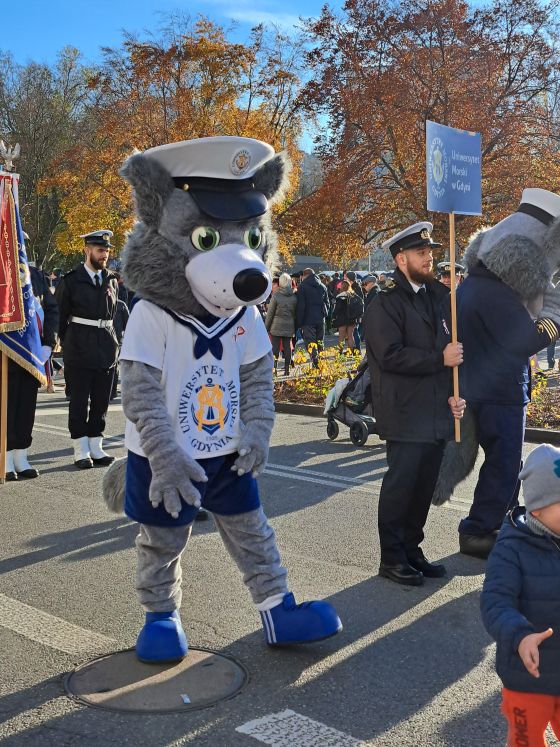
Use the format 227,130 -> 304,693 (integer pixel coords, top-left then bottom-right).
0,351 -> 7,483
449,213 -> 461,442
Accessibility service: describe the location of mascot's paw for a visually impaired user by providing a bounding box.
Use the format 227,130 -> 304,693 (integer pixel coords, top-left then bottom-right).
261,593 -> 342,646
231,421 -> 270,476
135,610 -> 188,663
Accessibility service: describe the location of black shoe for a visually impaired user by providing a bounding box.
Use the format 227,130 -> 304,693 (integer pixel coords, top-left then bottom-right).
379,562 -> 424,586
92,455 -> 115,466
16,468 -> 40,479
459,532 -> 496,560
75,458 -> 93,470
408,555 -> 446,578
195,508 -> 209,522
5,471 -> 17,482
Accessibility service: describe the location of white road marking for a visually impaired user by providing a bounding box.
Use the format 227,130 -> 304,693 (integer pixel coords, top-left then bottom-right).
30,424 -> 469,510
0,592 -> 116,654
237,710 -> 365,746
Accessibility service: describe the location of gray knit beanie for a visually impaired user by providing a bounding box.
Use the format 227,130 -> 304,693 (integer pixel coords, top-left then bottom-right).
520,443 -> 560,511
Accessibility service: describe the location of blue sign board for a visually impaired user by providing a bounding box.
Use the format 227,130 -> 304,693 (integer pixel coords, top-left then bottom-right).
426,121 -> 482,215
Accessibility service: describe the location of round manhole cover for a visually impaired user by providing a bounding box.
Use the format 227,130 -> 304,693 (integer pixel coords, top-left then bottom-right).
64,648 -> 248,714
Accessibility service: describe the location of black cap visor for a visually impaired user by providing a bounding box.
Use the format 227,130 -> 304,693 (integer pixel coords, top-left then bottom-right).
174,176 -> 268,221
391,237 -> 442,257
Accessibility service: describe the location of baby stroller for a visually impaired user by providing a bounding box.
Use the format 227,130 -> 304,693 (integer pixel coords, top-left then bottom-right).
324,358 -> 377,446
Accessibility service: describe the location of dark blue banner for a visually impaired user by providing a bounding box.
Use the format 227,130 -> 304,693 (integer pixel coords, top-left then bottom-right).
426,121 -> 482,215
0,176 -> 47,386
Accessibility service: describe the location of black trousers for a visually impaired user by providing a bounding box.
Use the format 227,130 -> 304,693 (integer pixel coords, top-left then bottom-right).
65,365 -> 115,439
378,440 -> 445,564
7,360 -> 40,450
271,336 -> 292,371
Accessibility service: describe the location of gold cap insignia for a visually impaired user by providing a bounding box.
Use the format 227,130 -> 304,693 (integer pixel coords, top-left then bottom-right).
420,229 -> 430,240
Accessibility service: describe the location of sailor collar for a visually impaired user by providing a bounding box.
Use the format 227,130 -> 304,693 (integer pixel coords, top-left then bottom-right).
157,304 -> 247,361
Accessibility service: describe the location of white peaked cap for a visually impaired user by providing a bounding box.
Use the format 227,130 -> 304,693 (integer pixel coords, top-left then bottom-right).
520,188 -> 560,220
143,136 -> 276,180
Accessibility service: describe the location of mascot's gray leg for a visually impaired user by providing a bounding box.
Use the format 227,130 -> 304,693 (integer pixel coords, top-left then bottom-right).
136,524 -> 191,612
102,457 -> 127,514
213,507 -> 288,604
431,408 -> 480,506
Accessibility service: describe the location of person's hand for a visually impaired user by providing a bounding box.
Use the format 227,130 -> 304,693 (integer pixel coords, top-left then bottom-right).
518,628 -> 553,678
448,396 -> 466,419
443,342 -> 463,367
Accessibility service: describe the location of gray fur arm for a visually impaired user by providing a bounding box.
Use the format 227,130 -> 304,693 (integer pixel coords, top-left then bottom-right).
232,351 -> 275,477
121,360 -> 207,516
539,283 -> 560,331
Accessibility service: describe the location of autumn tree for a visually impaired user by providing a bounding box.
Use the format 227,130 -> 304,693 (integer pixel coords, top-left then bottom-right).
46,16 -> 306,256
290,0 -> 560,264
0,48 -> 93,266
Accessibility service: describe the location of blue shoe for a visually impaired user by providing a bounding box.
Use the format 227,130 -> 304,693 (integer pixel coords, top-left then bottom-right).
260,593 -> 342,646
135,610 -> 188,663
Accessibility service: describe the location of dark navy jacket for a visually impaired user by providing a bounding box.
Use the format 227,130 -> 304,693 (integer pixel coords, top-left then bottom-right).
481,507 -> 560,695
457,264 -> 553,405
295,273 -> 329,328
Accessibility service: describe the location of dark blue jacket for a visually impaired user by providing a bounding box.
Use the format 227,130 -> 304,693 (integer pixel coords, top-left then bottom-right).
295,273 -> 328,328
480,507 -> 560,695
457,264 -> 553,405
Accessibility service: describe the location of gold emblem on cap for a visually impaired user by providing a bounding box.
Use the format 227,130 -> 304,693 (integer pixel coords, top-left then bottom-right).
103,233 -> 109,241
231,148 -> 251,176
420,229 -> 430,240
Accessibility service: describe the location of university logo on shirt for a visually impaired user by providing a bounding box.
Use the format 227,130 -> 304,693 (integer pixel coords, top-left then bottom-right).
178,363 -> 240,453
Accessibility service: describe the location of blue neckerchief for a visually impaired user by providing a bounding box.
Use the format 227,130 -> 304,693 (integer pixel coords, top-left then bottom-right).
157,305 -> 246,360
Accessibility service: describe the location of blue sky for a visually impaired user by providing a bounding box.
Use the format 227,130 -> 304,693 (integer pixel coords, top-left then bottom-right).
1,0 -> 338,65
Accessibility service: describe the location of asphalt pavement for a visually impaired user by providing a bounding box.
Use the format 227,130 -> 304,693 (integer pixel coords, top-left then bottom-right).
0,388 -> 558,747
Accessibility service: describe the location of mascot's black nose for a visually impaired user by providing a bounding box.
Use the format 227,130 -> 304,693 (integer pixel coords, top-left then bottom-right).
233,269 -> 269,302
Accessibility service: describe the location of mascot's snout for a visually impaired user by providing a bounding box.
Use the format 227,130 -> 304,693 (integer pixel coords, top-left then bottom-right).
186,243 -> 271,316
234,268 -> 269,301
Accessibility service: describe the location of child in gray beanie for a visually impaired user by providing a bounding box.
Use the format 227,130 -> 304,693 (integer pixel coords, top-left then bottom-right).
481,443 -> 560,746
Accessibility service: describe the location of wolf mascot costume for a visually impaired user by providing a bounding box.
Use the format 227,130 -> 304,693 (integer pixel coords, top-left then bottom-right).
103,137 -> 341,662
432,188 -> 560,559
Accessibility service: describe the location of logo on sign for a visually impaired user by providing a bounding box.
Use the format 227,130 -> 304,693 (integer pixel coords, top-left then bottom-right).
429,136 -> 448,200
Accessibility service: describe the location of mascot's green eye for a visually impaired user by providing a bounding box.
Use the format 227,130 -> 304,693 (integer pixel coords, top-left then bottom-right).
244,227 -> 263,251
191,226 -> 220,252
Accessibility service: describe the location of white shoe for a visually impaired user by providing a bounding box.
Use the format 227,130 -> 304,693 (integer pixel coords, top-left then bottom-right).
88,436 -> 115,465
73,437 -> 93,469
13,448 -> 39,478
5,451 -> 17,480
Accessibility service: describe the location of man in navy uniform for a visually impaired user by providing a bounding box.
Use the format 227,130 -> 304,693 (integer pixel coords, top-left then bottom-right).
437,261 -> 464,289
55,230 -> 119,468
456,189 -> 560,558
363,222 -> 465,585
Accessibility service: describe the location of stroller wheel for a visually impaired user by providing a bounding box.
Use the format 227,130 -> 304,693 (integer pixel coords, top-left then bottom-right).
327,418 -> 339,440
350,420 -> 368,446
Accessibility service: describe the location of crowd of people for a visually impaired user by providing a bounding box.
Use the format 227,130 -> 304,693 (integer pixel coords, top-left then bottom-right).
6,200 -> 560,743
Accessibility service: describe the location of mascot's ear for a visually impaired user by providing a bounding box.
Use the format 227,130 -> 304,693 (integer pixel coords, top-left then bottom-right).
120,152 -> 175,227
252,152 -> 291,206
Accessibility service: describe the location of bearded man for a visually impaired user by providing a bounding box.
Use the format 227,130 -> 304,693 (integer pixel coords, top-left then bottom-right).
363,222 -> 465,586
55,230 -> 119,469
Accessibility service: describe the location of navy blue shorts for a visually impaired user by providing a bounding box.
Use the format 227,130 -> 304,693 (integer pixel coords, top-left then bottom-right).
125,450 -> 260,527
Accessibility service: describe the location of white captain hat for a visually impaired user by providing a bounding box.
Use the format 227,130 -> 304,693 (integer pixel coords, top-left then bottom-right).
142,136 -> 276,221
516,188 -> 560,225
382,221 -> 442,258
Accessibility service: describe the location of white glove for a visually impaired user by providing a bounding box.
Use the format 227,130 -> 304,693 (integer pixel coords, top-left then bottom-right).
40,345 -> 52,364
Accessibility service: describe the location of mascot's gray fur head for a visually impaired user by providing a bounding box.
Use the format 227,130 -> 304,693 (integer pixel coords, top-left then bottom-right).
120,136 -> 290,318
463,188 -> 560,307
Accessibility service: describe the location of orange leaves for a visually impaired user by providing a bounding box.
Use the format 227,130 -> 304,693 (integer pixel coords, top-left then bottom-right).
42,17 -> 303,255
294,0 -> 560,257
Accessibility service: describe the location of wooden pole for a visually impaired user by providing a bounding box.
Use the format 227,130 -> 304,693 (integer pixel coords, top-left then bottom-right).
0,351 -> 7,483
449,213 -> 461,442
